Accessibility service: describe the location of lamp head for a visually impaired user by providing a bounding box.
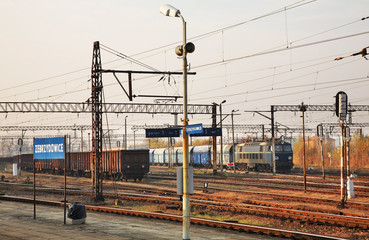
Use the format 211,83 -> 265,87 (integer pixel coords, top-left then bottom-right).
160,4 -> 180,17
221,100 -> 226,104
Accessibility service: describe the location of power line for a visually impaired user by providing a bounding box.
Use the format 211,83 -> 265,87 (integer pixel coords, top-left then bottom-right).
192,31 -> 369,70
190,56 -> 360,100
100,44 -> 160,72
191,75 -> 368,102
232,79 -> 368,105
0,0 -> 342,98
2,1 -> 362,99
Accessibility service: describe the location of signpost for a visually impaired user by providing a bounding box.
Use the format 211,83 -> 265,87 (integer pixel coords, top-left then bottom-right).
145,128 -> 180,138
33,137 -> 66,223
190,128 -> 222,137
185,124 -> 203,134
34,137 -> 65,159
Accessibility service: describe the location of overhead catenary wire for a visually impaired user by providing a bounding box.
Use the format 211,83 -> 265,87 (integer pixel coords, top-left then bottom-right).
5,34 -> 366,104
191,30 -> 369,70
4,1 -> 369,131
100,44 -> 160,72
2,1 -> 359,100
192,75 -> 368,102
190,57 -> 360,100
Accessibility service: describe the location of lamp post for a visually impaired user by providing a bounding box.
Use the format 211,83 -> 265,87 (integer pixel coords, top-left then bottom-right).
124,116 -> 128,150
160,4 -> 194,240
231,109 -> 239,174
219,100 -> 226,173
88,132 -> 90,152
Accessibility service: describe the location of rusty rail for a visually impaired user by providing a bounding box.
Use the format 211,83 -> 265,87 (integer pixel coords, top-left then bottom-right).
0,195 -> 347,240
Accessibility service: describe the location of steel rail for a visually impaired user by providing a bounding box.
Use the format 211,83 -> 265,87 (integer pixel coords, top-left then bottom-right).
0,195 -> 347,240
2,181 -> 369,229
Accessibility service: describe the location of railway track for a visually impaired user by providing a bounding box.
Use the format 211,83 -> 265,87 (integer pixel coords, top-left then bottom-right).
0,195 -> 347,240
2,180 -> 369,230
148,173 -> 369,198
1,170 -> 368,239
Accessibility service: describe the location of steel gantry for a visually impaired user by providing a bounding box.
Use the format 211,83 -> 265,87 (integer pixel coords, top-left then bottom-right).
270,104 -> 369,137
0,125 -> 91,131
320,122 -> 369,135
272,104 -> 369,112
0,102 -> 212,114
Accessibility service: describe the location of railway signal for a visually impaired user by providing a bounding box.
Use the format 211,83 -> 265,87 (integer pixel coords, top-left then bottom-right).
317,124 -> 325,179
336,91 -> 348,208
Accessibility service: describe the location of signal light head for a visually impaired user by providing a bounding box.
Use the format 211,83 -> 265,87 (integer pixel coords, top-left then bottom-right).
174,42 -> 195,56
175,45 -> 183,56
185,42 -> 195,53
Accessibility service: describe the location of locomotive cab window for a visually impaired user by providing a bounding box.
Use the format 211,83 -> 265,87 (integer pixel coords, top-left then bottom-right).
275,145 -> 283,152
283,145 -> 292,152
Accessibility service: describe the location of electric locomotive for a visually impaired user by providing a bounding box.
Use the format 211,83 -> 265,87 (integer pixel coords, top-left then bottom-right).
233,139 -> 293,172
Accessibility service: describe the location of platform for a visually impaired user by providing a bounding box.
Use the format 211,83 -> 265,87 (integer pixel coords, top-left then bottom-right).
0,200 -> 282,240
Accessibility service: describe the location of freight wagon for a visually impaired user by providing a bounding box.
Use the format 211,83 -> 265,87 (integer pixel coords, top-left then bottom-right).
12,149 -> 149,181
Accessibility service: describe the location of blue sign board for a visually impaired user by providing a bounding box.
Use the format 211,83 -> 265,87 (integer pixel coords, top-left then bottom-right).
145,128 -> 180,138
34,137 -> 65,159
185,124 -> 204,134
190,128 -> 222,137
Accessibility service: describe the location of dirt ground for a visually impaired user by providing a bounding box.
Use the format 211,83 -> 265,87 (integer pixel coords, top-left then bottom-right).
1,166 -> 368,240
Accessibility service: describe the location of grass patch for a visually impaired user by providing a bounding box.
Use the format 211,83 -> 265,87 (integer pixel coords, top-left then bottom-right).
237,219 -> 273,227
193,210 -> 274,228
192,212 -> 236,222
292,228 -> 309,233
111,202 -> 163,213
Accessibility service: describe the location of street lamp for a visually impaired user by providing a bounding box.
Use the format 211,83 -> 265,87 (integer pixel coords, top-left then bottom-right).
213,100 -> 226,173
231,109 -> 239,174
160,4 -> 195,240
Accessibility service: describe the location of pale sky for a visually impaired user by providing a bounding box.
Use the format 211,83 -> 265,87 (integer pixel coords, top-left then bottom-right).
1,0 -> 369,146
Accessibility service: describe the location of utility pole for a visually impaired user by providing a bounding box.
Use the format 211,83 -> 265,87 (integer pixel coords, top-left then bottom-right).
340,122 -> 346,206
81,127 -> 84,152
231,109 -> 239,173
300,102 -> 307,193
91,41 -> 104,202
271,106 -> 276,175
346,126 -> 351,178
320,137 -> 325,179
212,103 -> 217,175
125,116 -> 128,150
317,124 -> 325,179
336,91 -> 348,208
219,100 -> 226,173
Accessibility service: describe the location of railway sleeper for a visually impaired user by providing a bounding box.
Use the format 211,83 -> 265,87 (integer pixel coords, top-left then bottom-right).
195,202 -> 369,230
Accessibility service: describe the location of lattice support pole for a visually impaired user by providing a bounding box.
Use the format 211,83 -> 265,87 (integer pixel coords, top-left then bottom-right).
91,41 -> 104,202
